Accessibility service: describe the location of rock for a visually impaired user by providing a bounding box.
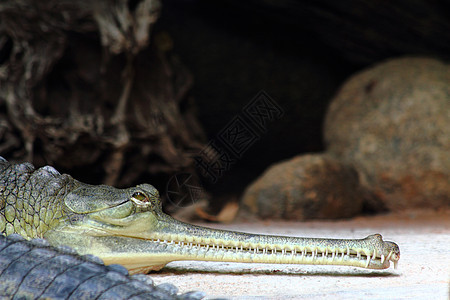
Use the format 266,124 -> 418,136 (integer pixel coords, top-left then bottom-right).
324,57 -> 450,211
241,154 -> 363,220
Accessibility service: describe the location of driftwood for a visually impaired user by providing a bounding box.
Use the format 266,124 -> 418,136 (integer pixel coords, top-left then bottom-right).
0,0 -> 205,189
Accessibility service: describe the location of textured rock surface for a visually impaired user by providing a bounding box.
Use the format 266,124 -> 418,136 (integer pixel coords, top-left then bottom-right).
241,154 -> 363,220
324,57 -> 450,211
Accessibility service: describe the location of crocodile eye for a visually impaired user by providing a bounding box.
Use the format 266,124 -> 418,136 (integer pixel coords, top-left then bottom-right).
131,192 -> 149,206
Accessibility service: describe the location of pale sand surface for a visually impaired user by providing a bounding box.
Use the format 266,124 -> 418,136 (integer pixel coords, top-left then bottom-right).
150,209 -> 450,299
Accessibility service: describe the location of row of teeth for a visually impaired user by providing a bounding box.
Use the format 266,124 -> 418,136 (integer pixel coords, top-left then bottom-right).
154,239 -> 395,267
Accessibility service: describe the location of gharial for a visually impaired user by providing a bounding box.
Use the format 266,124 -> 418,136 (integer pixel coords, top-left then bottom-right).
0,158 -> 400,280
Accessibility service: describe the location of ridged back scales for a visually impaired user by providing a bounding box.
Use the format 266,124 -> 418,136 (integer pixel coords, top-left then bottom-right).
0,158 -> 75,238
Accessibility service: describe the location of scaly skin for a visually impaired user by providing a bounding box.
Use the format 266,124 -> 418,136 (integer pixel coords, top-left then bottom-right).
0,234 -> 204,299
0,158 -> 400,274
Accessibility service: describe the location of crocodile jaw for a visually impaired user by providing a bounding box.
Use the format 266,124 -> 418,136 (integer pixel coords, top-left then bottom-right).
45,211 -> 400,274
100,235 -> 399,274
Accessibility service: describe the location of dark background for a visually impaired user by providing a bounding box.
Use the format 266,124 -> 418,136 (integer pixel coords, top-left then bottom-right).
1,0 -> 449,212
154,0 -> 450,208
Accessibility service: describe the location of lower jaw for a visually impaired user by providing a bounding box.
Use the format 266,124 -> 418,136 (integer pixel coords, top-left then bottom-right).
100,243 -> 390,274
175,247 -> 390,269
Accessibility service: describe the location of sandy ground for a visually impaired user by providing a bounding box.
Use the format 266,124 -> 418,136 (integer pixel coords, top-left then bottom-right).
150,209 -> 450,299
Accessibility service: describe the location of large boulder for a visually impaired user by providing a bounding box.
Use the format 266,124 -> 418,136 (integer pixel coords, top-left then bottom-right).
241,154 -> 364,220
324,57 -> 449,210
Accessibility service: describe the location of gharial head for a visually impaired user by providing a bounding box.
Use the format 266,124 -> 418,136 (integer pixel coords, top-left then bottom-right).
42,179 -> 400,274
2,160 -> 400,274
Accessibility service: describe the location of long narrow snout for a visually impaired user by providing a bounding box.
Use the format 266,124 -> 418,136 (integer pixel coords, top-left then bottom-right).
45,210 -> 400,274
